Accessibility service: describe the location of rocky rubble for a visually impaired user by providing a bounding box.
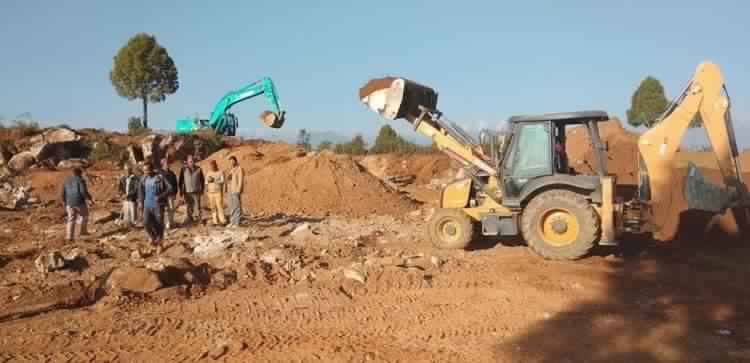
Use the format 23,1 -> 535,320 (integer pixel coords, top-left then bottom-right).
28,128 -> 81,161
107,266 -> 163,294
191,230 -> 249,258
0,179 -> 33,209
33,249 -> 86,274
7,152 -> 36,171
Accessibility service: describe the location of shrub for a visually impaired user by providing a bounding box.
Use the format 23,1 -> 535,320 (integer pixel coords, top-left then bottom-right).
13,120 -> 41,136
128,116 -> 149,136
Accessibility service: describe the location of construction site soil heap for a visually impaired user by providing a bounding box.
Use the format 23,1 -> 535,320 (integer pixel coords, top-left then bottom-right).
203,144 -> 418,218
566,118 -> 640,186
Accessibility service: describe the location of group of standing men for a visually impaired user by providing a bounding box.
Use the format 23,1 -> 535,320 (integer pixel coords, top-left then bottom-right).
62,155 -> 245,253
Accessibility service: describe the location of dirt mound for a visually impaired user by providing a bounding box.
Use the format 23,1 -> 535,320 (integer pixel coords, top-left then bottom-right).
567,119 -> 640,185
358,153 -> 455,185
203,144 -> 417,218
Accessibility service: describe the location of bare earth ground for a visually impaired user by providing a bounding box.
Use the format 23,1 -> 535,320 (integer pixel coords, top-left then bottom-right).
2,202 -> 750,362
2,140 -> 750,362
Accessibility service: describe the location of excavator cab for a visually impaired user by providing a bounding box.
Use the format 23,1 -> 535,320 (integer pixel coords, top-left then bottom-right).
499,111 -> 610,204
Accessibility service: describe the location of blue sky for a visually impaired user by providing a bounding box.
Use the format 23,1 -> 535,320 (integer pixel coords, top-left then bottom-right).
1,0 -> 748,145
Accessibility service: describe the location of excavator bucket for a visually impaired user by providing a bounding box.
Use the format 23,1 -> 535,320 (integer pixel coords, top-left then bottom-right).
684,162 -> 732,213
260,111 -> 285,129
359,77 -> 438,124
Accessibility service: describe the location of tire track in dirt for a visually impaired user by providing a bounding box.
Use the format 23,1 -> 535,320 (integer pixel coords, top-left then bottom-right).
0,277 -> 517,362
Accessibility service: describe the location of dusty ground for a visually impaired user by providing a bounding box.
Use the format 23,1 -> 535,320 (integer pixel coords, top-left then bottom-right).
1,205 -> 749,362
2,139 -> 750,362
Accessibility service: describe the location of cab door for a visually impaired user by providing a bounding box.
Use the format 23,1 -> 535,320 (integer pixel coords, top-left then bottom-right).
501,122 -> 553,200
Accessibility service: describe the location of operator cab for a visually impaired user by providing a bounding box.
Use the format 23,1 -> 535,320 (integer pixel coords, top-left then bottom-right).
499,111 -> 610,206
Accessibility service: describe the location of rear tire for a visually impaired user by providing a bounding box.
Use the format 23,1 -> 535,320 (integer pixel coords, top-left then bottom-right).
427,208 -> 474,250
521,190 -> 599,260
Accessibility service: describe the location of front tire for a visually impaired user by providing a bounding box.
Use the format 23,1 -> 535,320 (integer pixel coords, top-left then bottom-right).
427,208 -> 474,249
521,190 -> 599,260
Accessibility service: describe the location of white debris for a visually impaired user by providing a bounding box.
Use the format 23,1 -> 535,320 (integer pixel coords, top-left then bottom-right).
343,268 -> 366,284
191,230 -> 248,258
260,248 -> 288,265
34,252 -> 67,274
717,329 -> 733,336
290,223 -> 312,237
430,255 -> 445,268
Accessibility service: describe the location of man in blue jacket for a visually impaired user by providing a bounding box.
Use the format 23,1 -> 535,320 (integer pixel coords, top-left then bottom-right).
138,163 -> 172,251
62,167 -> 94,242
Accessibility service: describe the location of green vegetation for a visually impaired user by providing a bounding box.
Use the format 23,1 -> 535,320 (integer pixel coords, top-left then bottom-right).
317,140 -> 333,151
87,141 -> 112,162
110,33 -> 178,129
626,76 -> 668,128
12,120 -> 41,136
127,116 -> 149,136
334,134 -> 368,155
369,125 -> 437,154
204,129 -> 225,155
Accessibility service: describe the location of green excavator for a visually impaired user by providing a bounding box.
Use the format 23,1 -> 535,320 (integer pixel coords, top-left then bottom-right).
175,77 -> 286,136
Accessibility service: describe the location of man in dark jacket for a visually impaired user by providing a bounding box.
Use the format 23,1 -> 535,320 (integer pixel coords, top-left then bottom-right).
139,164 -> 172,250
118,165 -> 139,228
62,167 -> 94,242
178,155 -> 205,225
160,158 -> 179,230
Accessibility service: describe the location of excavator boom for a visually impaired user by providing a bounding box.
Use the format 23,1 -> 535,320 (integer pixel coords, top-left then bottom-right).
637,61 -> 747,240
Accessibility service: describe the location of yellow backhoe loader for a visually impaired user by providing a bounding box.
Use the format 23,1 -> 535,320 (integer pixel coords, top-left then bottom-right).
358,61 -> 748,260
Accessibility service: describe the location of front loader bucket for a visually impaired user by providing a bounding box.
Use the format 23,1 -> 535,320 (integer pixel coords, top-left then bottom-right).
359,77 -> 438,123
684,162 -> 732,213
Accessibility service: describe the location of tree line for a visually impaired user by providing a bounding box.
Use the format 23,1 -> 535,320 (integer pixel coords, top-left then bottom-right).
297,125 -> 438,155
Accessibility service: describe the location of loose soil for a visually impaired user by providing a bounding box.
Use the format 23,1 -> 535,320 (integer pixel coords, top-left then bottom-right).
203,144 -> 418,218
567,119 -> 640,185
358,77 -> 397,100
2,138 -> 750,362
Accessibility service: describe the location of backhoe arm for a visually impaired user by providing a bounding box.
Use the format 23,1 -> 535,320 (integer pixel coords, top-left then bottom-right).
638,61 -> 745,239
359,77 -> 496,175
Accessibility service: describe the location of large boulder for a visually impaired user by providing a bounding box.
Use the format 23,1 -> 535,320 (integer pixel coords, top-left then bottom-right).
28,128 -> 80,145
27,128 -> 84,162
107,266 -> 163,294
8,151 -> 36,171
0,166 -> 12,181
126,145 -> 144,165
0,180 -> 29,209
141,134 -> 163,164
